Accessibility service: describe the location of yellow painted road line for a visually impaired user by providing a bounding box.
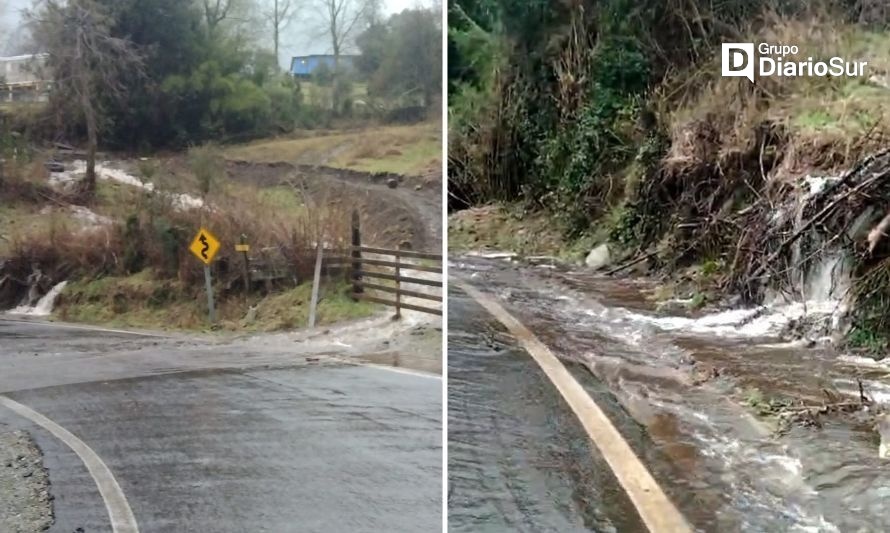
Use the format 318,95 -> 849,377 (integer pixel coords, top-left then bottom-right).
455,280 -> 693,533
0,396 -> 139,533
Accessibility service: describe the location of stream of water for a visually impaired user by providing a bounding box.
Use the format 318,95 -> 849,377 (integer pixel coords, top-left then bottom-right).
452,255 -> 890,532
9,281 -> 68,316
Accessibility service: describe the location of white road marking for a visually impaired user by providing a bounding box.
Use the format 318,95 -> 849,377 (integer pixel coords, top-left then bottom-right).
360,362 -> 442,380
456,280 -> 693,533
0,396 -> 140,533
0,317 -> 166,338
320,355 -> 442,379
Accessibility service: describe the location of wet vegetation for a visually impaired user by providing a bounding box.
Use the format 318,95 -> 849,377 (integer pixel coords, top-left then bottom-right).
0,149 -> 358,328
0,0 -> 441,330
449,0 -> 890,349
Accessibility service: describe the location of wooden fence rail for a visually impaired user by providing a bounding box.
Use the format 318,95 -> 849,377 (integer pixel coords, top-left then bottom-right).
337,212 -> 443,317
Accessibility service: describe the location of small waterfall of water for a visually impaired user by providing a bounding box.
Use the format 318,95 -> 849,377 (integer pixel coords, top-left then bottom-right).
10,281 -> 68,316
629,173 -> 858,341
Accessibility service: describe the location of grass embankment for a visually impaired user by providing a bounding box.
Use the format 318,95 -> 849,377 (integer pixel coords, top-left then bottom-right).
449,204 -> 594,260
224,121 -> 441,176
450,10 -> 890,325
300,81 -> 368,110
56,271 -> 374,332
0,145 -> 378,332
452,13 -> 890,263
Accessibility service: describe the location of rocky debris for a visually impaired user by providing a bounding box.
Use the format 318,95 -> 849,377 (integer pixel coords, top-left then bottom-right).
525,255 -> 561,266
655,297 -> 696,315
690,362 -> 721,385
0,431 -> 54,532
585,243 -> 612,270
386,178 -> 399,189
39,206 -> 112,229
876,412 -> 890,458
241,305 -> 258,327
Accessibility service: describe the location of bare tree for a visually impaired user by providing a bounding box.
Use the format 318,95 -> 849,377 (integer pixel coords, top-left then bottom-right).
202,0 -> 236,31
28,0 -> 144,194
311,0 -> 375,111
313,0 -> 375,67
264,0 -> 299,67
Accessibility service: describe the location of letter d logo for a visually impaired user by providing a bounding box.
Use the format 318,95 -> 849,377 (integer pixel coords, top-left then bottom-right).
722,43 -> 755,83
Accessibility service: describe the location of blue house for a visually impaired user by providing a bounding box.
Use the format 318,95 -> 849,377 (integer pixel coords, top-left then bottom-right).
290,55 -> 357,78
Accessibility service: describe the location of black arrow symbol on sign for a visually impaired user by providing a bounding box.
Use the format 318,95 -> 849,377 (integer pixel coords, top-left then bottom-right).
199,234 -> 209,260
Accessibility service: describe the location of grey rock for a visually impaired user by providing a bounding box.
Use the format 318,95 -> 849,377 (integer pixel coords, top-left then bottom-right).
585,244 -> 612,270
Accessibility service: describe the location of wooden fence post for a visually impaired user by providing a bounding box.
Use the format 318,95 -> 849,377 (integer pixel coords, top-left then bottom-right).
308,242 -> 323,328
351,210 -> 362,297
394,244 -> 401,319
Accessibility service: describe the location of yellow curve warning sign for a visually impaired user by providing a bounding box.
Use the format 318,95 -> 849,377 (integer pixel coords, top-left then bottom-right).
189,227 -> 221,265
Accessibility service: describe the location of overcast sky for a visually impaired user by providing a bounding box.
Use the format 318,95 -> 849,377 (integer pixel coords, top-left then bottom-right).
1,0 -> 437,64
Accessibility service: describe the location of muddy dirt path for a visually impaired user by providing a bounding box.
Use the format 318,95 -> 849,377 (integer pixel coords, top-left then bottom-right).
224,159 -> 442,253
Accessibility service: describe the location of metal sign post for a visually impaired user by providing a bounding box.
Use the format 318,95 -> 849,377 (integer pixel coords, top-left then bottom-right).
203,265 -> 216,323
189,227 -> 221,324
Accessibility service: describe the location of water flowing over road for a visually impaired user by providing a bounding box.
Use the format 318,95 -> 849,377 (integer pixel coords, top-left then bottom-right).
448,255 -> 890,532
0,318 -> 442,532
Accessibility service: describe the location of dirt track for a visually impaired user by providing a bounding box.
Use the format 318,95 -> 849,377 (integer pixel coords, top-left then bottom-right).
224,160 -> 442,252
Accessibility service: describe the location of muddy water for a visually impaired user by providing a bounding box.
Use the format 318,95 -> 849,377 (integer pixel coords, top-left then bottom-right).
451,256 -> 890,532
448,289 -> 648,532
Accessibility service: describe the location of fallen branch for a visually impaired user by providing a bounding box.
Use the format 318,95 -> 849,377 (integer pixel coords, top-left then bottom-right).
752,169 -> 889,281
605,250 -> 658,276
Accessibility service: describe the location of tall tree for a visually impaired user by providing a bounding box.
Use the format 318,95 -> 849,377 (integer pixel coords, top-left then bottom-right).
264,0 -> 298,67
313,0 -> 374,66
202,0 -> 235,31
312,0 -> 375,111
360,8 -> 442,109
28,0 -> 144,194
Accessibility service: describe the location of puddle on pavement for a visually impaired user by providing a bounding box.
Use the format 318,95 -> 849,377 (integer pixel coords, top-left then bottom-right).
355,351 -> 442,375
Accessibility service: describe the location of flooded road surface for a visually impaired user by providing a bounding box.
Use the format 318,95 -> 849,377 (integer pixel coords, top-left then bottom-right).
0,318 -> 442,532
448,290 -> 647,532
450,256 -> 890,532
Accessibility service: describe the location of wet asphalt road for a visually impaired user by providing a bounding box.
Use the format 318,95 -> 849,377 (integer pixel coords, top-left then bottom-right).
447,289 -> 645,533
0,318 -> 442,532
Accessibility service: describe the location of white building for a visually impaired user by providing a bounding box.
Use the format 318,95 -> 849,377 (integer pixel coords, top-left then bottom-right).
0,53 -> 50,103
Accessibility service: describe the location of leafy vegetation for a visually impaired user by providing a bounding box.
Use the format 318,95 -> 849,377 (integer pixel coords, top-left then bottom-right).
12,0 -> 441,155
358,8 -> 442,109
448,0 -> 885,227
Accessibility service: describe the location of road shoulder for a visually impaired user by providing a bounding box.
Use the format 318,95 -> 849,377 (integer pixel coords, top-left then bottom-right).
0,430 -> 54,532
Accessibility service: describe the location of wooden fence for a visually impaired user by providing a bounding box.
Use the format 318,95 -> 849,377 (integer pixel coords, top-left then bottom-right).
348,246 -> 443,317
342,211 -> 443,317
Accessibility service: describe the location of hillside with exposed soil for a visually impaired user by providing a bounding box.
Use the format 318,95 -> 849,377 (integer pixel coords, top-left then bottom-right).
449,0 -> 890,350
0,123 -> 442,331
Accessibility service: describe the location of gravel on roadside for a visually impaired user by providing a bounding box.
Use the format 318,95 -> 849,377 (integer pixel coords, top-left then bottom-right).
0,430 -> 54,533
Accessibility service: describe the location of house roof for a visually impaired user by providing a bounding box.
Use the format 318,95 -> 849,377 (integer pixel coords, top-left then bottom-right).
0,53 -> 50,86
291,54 -> 359,60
